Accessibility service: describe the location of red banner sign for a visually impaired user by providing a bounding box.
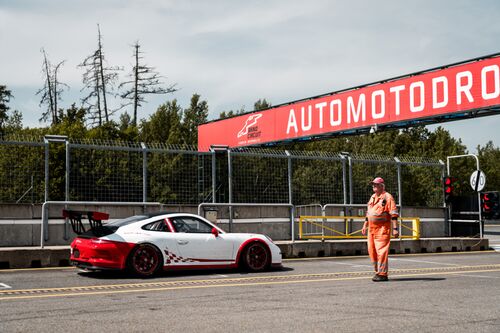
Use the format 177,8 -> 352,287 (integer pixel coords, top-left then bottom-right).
198,56 -> 500,151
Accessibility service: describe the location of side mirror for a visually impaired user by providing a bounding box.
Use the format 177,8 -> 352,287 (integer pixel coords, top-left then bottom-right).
211,227 -> 219,237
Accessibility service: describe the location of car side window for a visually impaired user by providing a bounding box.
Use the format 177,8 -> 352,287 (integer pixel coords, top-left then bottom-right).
171,217 -> 213,233
142,219 -> 170,232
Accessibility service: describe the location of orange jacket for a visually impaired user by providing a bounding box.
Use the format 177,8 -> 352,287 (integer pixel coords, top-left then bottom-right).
366,191 -> 398,223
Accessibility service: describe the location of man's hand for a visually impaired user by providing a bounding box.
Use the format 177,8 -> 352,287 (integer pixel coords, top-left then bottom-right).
392,228 -> 399,237
362,226 -> 367,236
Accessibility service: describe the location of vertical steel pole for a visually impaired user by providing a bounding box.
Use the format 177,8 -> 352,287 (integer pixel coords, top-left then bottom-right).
395,157 -> 402,238
348,156 -> 353,215
65,140 -> 69,202
141,143 -> 147,204
44,139 -> 49,203
64,139 -> 70,240
286,151 -> 294,242
211,149 -> 216,203
44,139 -> 49,242
342,156 -> 347,206
227,149 -> 233,232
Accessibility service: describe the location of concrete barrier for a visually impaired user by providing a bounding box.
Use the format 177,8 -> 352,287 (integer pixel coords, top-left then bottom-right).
0,238 -> 490,270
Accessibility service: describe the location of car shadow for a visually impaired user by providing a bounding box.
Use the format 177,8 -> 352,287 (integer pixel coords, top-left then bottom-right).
77,265 -> 294,280
389,277 -> 446,282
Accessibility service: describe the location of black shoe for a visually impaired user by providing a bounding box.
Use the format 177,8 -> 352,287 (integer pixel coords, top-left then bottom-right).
372,274 -> 388,282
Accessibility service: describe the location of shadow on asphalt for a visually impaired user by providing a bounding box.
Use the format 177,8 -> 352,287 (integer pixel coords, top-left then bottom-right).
77,265 -> 293,280
389,277 -> 446,282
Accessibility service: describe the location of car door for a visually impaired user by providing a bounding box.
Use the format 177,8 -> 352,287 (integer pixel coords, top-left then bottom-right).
170,216 -> 234,264
140,219 -> 181,266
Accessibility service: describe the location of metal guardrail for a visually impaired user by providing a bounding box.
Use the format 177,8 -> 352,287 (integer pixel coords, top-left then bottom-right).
298,216 -> 420,240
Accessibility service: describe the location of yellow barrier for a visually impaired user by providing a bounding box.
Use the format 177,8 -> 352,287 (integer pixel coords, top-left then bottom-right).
298,216 -> 420,240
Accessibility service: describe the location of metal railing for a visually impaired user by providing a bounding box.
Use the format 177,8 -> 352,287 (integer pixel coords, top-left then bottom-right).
298,216 -> 420,240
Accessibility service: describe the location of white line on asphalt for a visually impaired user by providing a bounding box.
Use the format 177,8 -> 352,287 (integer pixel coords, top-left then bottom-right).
390,258 -> 460,266
213,274 -> 229,278
455,274 -> 500,279
0,283 -> 12,289
327,262 -> 373,268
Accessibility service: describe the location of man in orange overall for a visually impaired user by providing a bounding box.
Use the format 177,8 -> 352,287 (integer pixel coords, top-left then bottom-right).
361,177 -> 399,282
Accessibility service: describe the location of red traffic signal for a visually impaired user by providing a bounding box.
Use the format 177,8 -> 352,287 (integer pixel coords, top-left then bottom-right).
443,176 -> 456,201
481,191 -> 499,219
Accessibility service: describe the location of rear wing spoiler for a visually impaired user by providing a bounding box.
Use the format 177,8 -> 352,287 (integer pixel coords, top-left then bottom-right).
62,209 -> 110,236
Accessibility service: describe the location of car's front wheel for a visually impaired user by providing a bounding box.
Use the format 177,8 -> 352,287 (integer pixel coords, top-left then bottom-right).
241,242 -> 270,272
128,244 -> 162,277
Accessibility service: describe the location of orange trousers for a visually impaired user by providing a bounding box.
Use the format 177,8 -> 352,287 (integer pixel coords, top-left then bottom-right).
367,221 -> 391,276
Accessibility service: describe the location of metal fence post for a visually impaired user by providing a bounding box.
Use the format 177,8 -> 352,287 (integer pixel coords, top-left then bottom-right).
228,148 -> 233,232
141,142 -> 147,203
395,157 -> 402,238
285,150 -> 294,242
64,139 -> 70,240
348,155 -> 353,215
342,155 -> 348,206
44,138 -> 49,204
211,148 -> 216,203
395,157 -> 402,209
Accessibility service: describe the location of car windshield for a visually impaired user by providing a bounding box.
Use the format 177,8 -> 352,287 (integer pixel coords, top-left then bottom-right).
106,215 -> 149,227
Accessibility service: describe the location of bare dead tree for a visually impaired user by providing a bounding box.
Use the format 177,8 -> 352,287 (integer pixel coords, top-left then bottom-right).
36,48 -> 68,124
79,24 -> 121,126
119,41 -> 177,126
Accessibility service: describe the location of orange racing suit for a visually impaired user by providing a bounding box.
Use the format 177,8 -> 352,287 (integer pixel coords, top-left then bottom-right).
366,191 -> 398,276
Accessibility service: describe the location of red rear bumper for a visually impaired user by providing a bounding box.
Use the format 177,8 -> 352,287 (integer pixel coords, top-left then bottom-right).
70,237 -> 136,270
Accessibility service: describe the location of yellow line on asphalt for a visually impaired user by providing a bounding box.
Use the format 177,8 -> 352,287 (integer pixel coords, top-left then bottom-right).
2,267 -> 500,301
3,263 -> 499,295
0,265 -> 500,301
0,250 -> 495,273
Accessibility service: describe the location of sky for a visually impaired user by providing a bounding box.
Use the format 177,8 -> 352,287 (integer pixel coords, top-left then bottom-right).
1,0 -> 499,152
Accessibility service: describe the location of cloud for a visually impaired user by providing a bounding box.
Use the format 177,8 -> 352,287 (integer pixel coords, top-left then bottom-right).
1,0 -> 500,150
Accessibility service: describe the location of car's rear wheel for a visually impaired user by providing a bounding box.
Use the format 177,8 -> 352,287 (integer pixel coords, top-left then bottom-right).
128,244 -> 162,277
241,242 -> 270,272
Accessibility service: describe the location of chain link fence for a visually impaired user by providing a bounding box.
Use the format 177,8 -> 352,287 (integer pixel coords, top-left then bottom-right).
0,136 -> 446,208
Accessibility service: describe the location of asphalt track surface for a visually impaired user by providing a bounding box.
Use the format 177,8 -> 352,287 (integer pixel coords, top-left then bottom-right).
1,248 -> 500,333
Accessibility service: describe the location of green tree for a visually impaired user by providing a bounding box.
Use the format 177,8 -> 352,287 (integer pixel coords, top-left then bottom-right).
139,100 -> 182,144
254,98 -> 271,111
477,141 -> 500,191
0,85 -> 13,133
181,94 -> 208,145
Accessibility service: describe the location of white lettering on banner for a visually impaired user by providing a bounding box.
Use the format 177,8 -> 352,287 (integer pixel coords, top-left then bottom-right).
481,65 -> 500,100
410,81 -> 425,112
315,102 -> 327,129
330,99 -> 342,126
371,90 -> 385,119
389,85 -> 405,116
347,94 -> 366,124
456,71 -> 473,105
301,106 -> 312,131
281,61 -> 500,138
287,109 -> 298,134
432,76 -> 448,109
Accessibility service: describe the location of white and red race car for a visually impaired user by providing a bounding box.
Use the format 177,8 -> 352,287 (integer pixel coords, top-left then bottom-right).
65,210 -> 282,277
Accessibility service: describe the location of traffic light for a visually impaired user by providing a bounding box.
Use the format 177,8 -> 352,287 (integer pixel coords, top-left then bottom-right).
480,191 -> 500,220
443,176 -> 457,202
